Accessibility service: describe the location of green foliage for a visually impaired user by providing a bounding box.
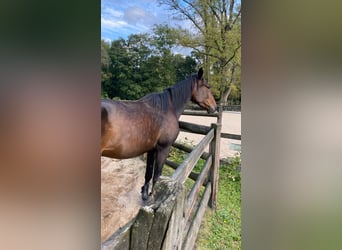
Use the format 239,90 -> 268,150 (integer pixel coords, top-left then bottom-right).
168,146 -> 187,165
101,26 -> 198,100
221,153 -> 241,182
159,0 -> 241,102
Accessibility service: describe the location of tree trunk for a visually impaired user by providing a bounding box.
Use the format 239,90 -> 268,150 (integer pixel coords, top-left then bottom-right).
221,86 -> 231,105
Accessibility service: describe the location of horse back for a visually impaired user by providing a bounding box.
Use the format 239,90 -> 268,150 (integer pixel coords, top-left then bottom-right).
101,99 -> 176,158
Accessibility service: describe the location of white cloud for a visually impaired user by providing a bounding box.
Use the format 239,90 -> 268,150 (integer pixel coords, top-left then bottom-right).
124,6 -> 155,25
105,8 -> 123,18
101,0 -> 181,40
101,17 -> 127,28
172,46 -> 192,56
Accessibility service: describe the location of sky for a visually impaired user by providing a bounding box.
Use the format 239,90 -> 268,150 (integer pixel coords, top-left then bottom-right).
101,0 -> 183,42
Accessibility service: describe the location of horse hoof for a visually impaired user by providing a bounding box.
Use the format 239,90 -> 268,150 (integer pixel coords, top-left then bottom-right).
141,190 -> 148,201
142,194 -> 148,201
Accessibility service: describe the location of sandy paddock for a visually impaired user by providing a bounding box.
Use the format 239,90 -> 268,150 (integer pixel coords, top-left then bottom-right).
101,156 -> 145,242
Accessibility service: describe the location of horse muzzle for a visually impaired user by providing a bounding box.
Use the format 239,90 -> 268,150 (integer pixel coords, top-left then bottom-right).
207,105 -> 217,114
201,102 -> 216,114
197,101 -> 216,114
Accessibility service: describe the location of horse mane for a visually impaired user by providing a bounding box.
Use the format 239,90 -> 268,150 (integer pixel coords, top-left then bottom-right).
142,91 -> 171,114
142,75 -> 195,117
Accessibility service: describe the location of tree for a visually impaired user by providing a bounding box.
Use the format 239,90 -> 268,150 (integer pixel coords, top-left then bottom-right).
107,38 -> 133,99
173,54 -> 197,81
101,28 -> 198,100
159,0 -> 241,104
101,40 -> 111,98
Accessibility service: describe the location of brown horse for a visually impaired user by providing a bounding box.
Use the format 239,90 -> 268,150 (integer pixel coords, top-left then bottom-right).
101,68 -> 216,200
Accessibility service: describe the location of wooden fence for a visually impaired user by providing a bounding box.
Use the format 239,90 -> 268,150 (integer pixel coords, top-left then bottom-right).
182,109 -> 241,141
102,118 -> 222,250
186,104 -> 241,112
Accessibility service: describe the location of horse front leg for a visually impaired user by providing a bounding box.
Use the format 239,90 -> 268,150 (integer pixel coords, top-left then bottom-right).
152,144 -> 172,193
141,150 -> 156,201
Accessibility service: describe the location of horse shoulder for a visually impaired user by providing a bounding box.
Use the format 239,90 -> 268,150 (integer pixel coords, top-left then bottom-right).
157,111 -> 179,145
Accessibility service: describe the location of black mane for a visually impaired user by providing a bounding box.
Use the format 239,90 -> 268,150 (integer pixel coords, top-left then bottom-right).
141,75 -> 196,118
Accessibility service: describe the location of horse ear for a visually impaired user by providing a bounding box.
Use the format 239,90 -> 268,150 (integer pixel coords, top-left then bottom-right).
198,68 -> 203,79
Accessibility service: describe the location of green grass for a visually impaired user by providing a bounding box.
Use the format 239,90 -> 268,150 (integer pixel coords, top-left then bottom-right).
196,155 -> 241,250
164,142 -> 241,249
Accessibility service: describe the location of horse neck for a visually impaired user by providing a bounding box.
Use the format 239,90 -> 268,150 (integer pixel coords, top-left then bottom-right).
168,77 -> 194,119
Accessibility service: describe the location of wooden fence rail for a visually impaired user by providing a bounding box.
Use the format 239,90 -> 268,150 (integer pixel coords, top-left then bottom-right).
172,128 -> 214,184
179,121 -> 210,135
183,183 -> 212,249
165,160 -> 200,182
172,141 -> 210,160
221,132 -> 241,140
182,110 -> 219,117
180,120 -> 241,141
185,155 -> 212,222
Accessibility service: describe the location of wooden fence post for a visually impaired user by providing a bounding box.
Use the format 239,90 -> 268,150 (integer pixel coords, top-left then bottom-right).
217,102 -> 223,124
209,123 -> 221,209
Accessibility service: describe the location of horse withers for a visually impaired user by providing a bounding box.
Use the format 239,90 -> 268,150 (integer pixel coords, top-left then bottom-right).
101,68 -> 216,200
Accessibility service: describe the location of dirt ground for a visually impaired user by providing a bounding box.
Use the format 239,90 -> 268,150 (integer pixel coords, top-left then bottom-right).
101,156 -> 145,242
101,112 -> 241,243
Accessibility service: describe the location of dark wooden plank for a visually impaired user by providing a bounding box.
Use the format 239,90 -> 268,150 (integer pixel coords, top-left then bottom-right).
101,218 -> 135,250
183,183 -> 212,250
179,121 -> 211,135
172,129 -> 214,184
161,181 -> 186,250
130,177 -> 183,250
182,110 -> 219,117
147,178 -> 181,250
219,104 -> 241,112
221,132 -> 241,140
209,123 -> 221,209
130,206 -> 154,250
185,156 -> 212,222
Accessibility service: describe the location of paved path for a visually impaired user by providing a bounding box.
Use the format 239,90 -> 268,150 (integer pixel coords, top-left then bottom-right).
178,111 -> 241,159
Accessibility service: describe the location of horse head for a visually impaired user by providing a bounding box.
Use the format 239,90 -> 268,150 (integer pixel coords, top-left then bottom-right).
191,68 -> 217,113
